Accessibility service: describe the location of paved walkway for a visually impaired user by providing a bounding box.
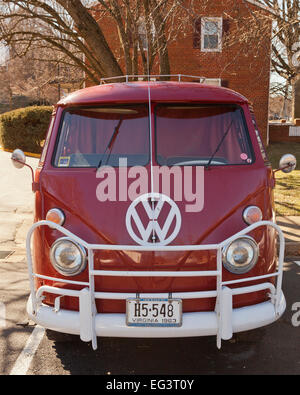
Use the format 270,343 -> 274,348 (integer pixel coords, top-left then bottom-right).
0,150 -> 38,260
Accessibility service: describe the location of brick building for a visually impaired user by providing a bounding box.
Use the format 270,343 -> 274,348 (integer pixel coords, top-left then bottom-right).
94,0 -> 273,145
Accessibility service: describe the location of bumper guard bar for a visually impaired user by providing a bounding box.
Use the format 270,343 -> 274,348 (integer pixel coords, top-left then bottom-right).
26,220 -> 285,350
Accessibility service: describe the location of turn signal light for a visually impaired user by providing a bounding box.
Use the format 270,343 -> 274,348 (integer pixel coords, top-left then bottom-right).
46,208 -> 65,226
243,206 -> 262,225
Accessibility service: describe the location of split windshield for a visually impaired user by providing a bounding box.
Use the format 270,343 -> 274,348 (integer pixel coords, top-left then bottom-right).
54,105 -> 150,167
155,104 -> 253,166
53,104 -> 253,168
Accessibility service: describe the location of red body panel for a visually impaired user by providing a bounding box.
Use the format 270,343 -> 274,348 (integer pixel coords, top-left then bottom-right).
57,82 -> 248,108
33,82 -> 276,313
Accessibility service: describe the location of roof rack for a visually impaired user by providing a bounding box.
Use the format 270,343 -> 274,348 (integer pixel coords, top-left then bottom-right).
100,74 -> 206,84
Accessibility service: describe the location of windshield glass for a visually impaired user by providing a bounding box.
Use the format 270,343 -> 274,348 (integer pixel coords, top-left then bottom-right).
155,104 -> 254,166
54,105 -> 149,167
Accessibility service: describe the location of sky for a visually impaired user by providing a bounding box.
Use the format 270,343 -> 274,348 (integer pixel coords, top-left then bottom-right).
0,43 -> 9,66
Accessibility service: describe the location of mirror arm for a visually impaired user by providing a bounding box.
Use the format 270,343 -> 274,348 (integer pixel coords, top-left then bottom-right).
12,158 -> 38,192
273,162 -> 294,174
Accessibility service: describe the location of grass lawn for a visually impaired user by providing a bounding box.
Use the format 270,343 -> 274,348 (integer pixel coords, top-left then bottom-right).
266,142 -> 300,216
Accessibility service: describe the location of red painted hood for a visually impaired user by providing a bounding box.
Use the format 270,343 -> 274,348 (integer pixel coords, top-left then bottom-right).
39,164 -> 272,254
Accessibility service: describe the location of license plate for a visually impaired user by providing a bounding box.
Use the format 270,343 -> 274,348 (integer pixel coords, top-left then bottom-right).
126,298 -> 182,327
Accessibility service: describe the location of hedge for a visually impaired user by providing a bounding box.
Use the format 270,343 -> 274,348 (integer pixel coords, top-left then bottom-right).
0,106 -> 53,154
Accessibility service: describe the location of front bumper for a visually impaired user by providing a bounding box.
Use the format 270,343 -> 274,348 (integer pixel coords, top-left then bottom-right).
27,289 -> 286,339
26,220 -> 286,350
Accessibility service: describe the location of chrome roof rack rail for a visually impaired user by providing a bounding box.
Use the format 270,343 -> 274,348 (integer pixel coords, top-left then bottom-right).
99,74 -> 206,84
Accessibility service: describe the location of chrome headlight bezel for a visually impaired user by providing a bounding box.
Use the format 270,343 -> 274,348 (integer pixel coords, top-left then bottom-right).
222,236 -> 259,274
50,237 -> 87,277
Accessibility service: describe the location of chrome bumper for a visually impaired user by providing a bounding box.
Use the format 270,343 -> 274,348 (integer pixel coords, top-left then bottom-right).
26,220 -> 285,350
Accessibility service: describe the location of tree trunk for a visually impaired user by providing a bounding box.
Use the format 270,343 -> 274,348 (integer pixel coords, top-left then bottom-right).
56,0 -> 123,79
292,75 -> 300,120
150,0 -> 170,79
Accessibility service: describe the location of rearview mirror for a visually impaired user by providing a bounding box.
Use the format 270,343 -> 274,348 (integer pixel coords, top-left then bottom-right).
11,149 -> 26,169
279,154 -> 297,173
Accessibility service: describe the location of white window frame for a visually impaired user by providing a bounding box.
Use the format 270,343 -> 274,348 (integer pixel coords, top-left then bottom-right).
289,126 -> 300,136
201,17 -> 223,53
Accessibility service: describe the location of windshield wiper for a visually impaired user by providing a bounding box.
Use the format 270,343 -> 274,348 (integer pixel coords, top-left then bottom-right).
205,119 -> 234,169
97,118 -> 123,169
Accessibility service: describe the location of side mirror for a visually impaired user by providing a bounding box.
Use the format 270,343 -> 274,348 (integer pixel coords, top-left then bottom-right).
278,154 -> 297,173
11,149 -> 26,169
10,149 -> 38,192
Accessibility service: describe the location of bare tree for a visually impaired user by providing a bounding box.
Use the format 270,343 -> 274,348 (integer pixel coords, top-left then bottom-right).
0,0 -> 113,84
1,1 -> 287,83
243,1 -> 300,117
1,0 -> 298,119
252,1 -> 300,80
0,0 -> 196,84
0,35 -> 84,110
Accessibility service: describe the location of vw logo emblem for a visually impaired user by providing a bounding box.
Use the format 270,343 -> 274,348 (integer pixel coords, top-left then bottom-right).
126,193 -> 182,246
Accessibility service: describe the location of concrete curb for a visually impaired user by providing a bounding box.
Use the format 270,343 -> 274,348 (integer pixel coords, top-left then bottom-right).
0,147 -> 41,159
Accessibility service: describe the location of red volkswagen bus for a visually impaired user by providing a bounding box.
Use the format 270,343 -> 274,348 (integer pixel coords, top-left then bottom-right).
12,76 -> 296,350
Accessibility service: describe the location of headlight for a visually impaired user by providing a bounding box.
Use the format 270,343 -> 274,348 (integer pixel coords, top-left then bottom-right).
222,236 -> 259,274
50,237 -> 87,276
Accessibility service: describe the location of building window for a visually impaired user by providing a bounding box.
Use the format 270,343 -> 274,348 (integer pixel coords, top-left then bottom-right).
201,17 -> 222,52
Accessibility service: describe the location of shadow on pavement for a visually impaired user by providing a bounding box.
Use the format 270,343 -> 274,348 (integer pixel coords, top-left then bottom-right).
27,262 -> 299,375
